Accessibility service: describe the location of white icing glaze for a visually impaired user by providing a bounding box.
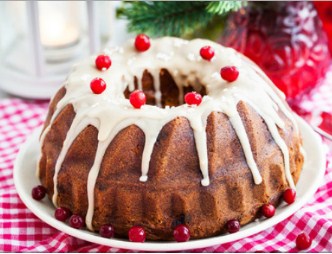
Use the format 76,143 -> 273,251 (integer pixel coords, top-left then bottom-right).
38,37 -> 301,230
52,114 -> 99,206
247,101 -> 295,189
300,146 -> 306,162
36,125 -> 50,179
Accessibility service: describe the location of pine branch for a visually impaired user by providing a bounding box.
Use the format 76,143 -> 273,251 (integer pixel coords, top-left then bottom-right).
118,2 -> 213,37
206,1 -> 245,15
117,1 -> 247,38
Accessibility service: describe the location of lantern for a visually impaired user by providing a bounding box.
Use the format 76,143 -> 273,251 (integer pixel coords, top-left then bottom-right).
0,1 -> 125,99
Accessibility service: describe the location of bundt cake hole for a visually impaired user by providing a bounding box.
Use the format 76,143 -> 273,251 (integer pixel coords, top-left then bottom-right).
124,69 -> 207,108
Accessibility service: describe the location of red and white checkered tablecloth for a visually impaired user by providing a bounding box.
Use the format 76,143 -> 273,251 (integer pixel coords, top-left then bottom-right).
1,67 -> 332,252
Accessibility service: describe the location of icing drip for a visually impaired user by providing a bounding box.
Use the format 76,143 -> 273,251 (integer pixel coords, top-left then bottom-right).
139,121 -> 164,182
228,107 -> 262,184
193,127 -> 209,186
150,69 -> 163,108
86,140 -> 109,230
36,125 -> 51,178
265,119 -> 295,189
187,106 -> 211,186
240,54 -> 299,134
52,114 -> 99,206
245,101 -> 295,189
39,37 -> 302,230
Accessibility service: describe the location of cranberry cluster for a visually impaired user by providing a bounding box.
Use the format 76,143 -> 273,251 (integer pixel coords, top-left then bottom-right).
199,45 -> 240,83
182,45 -> 240,107
32,184 -> 298,242
31,185 -> 192,242
90,38 -> 243,110
224,188 -> 297,236
89,34 -> 151,109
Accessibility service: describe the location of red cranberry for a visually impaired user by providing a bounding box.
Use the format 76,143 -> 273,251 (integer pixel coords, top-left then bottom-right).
135,34 -> 151,52
90,77 -> 106,94
200,46 -> 215,61
31,185 -> 46,200
261,204 -> 275,218
69,215 -> 84,229
220,66 -> 239,82
128,226 -> 146,242
173,224 -> 190,242
184,92 -> 202,106
296,232 -> 312,250
54,207 -> 71,222
129,90 -> 146,109
226,219 -> 240,233
319,112 -> 332,135
99,224 -> 115,238
283,188 -> 296,204
95,54 -> 112,71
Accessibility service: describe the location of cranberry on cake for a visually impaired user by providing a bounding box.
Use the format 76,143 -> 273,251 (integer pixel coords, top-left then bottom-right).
37,36 -> 304,241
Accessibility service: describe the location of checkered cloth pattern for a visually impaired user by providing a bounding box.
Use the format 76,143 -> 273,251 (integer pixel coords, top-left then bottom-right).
1,66 -> 332,252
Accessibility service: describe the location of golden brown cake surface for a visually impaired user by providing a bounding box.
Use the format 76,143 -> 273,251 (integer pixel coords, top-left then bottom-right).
38,37 -> 304,240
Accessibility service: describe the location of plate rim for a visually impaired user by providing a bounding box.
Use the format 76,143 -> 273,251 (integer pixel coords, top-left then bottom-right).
13,116 -> 326,251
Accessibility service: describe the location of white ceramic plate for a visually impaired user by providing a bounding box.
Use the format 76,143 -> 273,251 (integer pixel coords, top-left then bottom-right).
13,117 -> 326,252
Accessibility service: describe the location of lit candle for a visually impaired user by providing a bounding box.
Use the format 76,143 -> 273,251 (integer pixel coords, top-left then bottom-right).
38,2 -> 80,48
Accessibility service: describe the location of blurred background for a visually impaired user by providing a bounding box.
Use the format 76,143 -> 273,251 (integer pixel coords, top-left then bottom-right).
0,1 -> 131,99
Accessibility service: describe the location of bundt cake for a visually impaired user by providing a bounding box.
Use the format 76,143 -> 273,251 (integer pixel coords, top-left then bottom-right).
37,36 -> 304,241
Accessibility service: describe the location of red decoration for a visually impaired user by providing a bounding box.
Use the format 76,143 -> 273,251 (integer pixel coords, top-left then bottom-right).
31,185 -> 46,200
95,54 -> 112,71
220,66 -> 239,82
226,219 -> 240,233
99,224 -> 115,238
173,224 -> 190,242
54,207 -> 71,222
90,78 -> 106,94
128,226 -> 146,242
184,92 -> 202,106
318,112 -> 332,136
129,90 -> 146,109
314,2 -> 332,54
221,2 -> 331,101
296,232 -> 312,250
283,188 -> 296,204
69,215 -> 84,229
135,34 -> 151,52
261,204 -> 275,218
200,46 -> 215,61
